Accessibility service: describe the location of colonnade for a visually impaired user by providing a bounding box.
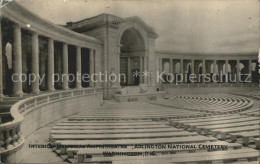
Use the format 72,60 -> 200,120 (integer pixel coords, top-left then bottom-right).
159,57 -> 258,84
0,18 -> 99,97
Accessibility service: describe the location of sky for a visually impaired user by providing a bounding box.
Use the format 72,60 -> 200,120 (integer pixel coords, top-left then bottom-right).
15,0 -> 259,53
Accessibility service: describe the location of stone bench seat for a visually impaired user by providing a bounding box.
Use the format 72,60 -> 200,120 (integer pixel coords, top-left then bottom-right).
51,127 -> 183,134
61,120 -> 154,123
68,112 -> 202,117
197,121 -> 259,136
52,124 -> 169,130
170,115 -> 244,127
186,102 -> 249,113
156,99 -> 251,115
50,131 -> 198,142
68,113 -> 207,120
240,109 -> 260,117
172,96 -> 253,114
230,130 -> 260,145
56,122 -> 163,126
185,118 -> 259,131
242,112 -> 260,117
87,148 -> 259,163
254,138 -> 259,149
241,108 -> 260,113
74,113 -> 204,117
68,117 -> 154,121
211,125 -> 260,140
70,141 -> 242,162
54,136 -> 217,147
75,109 -> 202,115
68,114 -> 204,119
182,116 -> 254,126
185,97 -> 236,106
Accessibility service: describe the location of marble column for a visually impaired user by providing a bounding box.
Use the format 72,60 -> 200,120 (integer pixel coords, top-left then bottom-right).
94,49 -> 102,87
202,59 -> 206,83
225,60 -> 229,83
0,18 -> 3,99
212,60 -> 217,83
140,56 -> 143,84
236,60 -> 240,83
47,38 -> 55,91
248,60 -> 252,82
144,56 -> 148,84
225,60 -> 229,74
180,59 -> 183,83
191,59 -> 195,83
191,59 -> 194,74
13,24 -> 23,96
169,58 -> 173,83
76,46 -> 82,89
213,60 -> 217,74
159,58 -> 163,73
31,32 -> 40,93
62,43 -> 69,90
159,58 -> 163,83
127,57 -> 131,85
117,47 -> 120,86
89,49 -> 95,87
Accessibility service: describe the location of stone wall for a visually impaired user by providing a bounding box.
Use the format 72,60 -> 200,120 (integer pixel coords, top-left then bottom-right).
21,93 -> 103,138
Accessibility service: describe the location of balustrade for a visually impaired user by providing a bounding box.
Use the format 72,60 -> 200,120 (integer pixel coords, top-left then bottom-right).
0,87 -> 102,156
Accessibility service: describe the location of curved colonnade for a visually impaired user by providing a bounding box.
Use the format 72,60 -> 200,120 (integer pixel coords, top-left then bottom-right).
156,51 -> 259,84
0,2 -> 104,163
0,2 -> 103,98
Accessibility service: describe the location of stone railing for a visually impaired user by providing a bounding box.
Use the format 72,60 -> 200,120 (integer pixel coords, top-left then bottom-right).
0,87 -> 103,161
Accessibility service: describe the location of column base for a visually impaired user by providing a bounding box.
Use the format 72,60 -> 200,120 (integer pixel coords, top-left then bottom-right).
47,88 -> 55,92
13,91 -> 24,97
0,94 -> 5,101
89,83 -> 94,88
32,90 -> 40,94
63,87 -> 69,90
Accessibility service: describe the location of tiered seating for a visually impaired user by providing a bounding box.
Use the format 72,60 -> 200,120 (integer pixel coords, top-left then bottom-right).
151,94 -> 253,115
230,91 -> 260,100
51,117 -> 255,163
67,103 -> 207,120
239,107 -> 260,117
170,114 -> 259,142
88,148 -> 259,163
49,101 -> 259,163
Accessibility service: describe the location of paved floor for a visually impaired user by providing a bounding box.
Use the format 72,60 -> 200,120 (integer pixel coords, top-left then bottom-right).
22,118 -> 68,163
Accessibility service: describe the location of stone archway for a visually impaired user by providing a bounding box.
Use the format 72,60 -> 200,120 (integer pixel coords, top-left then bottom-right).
119,28 -> 145,86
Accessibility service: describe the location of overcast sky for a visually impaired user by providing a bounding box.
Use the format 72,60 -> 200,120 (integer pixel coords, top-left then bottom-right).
16,0 -> 259,53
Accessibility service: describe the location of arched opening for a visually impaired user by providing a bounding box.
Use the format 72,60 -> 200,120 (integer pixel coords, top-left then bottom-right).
163,61 -> 169,83
3,43 -> 13,95
251,61 -> 259,83
119,28 -> 145,86
5,43 -> 12,69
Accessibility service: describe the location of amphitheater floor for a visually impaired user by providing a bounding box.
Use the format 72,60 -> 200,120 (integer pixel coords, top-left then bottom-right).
22,118 -> 68,163
21,96 -> 259,163
22,100 -> 166,163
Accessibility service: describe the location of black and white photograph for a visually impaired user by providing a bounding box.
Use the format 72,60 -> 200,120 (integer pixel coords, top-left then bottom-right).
0,0 -> 259,163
